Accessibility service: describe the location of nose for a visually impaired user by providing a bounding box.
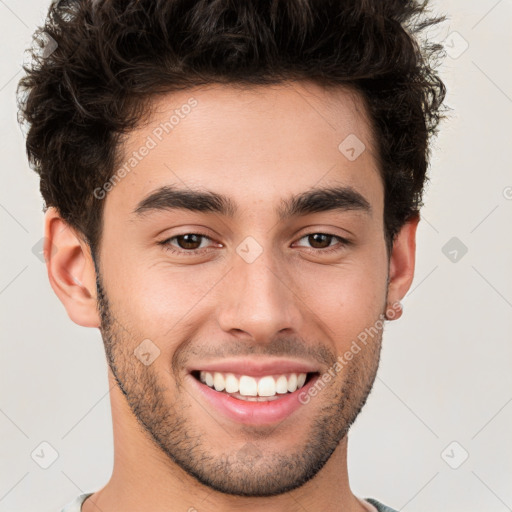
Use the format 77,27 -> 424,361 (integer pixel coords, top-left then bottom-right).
216,245 -> 303,344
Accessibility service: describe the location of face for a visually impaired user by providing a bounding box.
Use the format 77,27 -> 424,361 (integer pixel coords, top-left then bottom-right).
91,81 -> 392,496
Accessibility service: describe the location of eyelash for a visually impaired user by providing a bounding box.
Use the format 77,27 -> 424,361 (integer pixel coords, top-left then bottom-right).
158,232 -> 352,256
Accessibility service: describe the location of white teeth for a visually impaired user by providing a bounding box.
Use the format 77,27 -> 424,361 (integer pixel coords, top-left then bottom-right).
239,375 -> 258,396
297,372 -> 307,388
275,375 -> 289,394
198,371 -> 309,398
224,373 -> 239,393
213,372 -> 225,391
287,373 -> 298,392
257,375 -> 276,397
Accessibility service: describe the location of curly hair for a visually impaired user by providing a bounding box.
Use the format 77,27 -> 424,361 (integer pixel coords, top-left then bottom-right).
17,0 -> 446,258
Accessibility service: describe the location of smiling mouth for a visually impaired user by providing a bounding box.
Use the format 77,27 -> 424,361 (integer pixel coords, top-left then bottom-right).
190,370 -> 319,401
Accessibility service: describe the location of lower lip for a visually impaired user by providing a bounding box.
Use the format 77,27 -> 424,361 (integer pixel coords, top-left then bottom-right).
188,373 -> 319,425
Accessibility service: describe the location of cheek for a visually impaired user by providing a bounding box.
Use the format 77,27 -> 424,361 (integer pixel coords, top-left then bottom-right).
103,255 -> 227,337
290,253 -> 387,342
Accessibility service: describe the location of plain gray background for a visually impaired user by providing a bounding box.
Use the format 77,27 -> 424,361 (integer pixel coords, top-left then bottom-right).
1,1 -> 511,511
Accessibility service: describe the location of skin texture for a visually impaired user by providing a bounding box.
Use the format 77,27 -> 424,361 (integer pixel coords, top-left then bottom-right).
44,81 -> 418,512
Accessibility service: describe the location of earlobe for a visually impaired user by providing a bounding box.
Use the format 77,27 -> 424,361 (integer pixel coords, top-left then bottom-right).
44,207 -> 101,328
386,214 -> 420,321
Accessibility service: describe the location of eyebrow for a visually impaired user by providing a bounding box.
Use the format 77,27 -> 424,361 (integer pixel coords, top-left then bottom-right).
132,184 -> 372,220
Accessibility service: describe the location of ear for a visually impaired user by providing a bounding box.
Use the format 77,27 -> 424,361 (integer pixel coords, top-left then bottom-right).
43,207 -> 101,328
386,214 -> 420,321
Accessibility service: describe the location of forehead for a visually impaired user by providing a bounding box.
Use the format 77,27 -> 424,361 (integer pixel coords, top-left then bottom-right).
105,81 -> 382,221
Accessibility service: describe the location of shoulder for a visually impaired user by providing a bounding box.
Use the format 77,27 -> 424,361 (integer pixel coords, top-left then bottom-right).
364,497 -> 401,512
60,493 -> 94,512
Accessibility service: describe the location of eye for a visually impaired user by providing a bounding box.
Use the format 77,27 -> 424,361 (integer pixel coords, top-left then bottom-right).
158,233 -> 218,255
158,231 -> 352,257
294,233 -> 351,254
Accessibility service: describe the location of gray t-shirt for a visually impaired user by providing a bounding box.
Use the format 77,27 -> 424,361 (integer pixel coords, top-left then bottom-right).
61,492 -> 400,511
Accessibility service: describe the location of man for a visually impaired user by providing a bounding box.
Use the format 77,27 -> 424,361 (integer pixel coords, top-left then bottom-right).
17,0 -> 446,511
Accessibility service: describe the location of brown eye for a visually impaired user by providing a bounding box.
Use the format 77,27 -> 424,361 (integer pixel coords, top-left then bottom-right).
159,232 -> 216,255
174,234 -> 205,250
307,233 -> 335,249
294,233 -> 352,254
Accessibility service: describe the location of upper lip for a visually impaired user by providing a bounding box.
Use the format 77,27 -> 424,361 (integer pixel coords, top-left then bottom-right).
188,357 -> 321,377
